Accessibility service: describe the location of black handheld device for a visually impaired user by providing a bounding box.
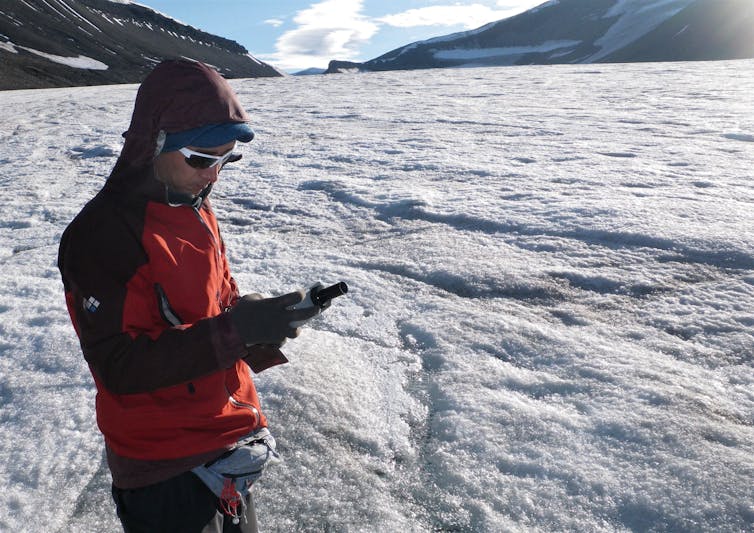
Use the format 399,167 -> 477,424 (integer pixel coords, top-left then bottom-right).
310,282 -> 349,309
288,282 -> 349,327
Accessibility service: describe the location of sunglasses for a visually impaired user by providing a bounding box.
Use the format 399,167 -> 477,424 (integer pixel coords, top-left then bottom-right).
178,147 -> 236,169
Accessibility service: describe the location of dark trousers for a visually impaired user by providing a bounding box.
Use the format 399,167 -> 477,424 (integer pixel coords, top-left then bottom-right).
112,471 -> 258,533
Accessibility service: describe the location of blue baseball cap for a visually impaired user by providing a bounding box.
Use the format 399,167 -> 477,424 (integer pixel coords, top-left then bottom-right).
161,122 -> 255,153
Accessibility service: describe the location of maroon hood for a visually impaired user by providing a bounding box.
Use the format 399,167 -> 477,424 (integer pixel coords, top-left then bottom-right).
114,59 -> 250,172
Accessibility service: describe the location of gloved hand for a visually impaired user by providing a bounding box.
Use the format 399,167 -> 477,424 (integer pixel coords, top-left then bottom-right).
229,290 -> 320,346
288,282 -> 323,328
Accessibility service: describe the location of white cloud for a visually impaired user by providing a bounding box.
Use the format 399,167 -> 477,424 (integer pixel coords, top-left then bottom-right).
377,2 -> 542,29
264,18 -> 284,28
264,0 -> 379,71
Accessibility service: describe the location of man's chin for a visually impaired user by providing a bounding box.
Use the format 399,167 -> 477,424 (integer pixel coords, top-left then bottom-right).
189,184 -> 210,196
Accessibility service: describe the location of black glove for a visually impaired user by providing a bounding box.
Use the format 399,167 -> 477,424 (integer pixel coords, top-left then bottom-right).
229,290 -> 320,346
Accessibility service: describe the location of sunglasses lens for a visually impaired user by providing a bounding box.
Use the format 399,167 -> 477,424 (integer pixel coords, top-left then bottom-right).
185,155 -> 216,169
180,148 -> 235,169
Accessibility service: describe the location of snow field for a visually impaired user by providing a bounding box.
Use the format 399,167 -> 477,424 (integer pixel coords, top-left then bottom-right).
0,60 -> 753,531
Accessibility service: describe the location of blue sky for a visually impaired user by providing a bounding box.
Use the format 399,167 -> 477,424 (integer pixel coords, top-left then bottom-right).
133,0 -> 546,72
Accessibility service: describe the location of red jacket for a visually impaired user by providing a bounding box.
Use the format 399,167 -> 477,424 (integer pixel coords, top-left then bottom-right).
58,60 -> 284,471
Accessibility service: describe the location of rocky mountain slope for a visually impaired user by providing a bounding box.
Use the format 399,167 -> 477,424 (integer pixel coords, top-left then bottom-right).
327,0 -> 754,73
0,0 -> 281,90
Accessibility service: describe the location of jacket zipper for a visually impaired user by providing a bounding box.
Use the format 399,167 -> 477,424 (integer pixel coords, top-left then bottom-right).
192,206 -> 222,261
226,384 -> 261,426
197,206 -> 259,424
191,206 -> 227,310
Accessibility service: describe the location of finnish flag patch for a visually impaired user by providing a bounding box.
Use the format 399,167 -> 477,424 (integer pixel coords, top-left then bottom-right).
83,296 -> 100,313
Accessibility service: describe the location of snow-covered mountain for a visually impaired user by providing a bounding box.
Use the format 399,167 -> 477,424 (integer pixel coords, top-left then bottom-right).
0,0 -> 282,90
327,0 -> 754,73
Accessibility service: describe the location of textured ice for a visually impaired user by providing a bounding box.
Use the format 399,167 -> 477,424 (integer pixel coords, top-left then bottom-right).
0,59 -> 752,532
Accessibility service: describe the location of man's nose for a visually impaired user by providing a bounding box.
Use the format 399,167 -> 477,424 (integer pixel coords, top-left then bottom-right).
199,165 -> 221,182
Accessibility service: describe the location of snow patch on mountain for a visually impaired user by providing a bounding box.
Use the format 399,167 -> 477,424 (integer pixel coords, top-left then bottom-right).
0,41 -> 17,53
0,39 -> 108,69
434,40 -> 582,61
589,0 -> 695,61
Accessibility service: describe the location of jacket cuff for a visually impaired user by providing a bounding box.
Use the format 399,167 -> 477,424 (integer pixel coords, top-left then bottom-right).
243,345 -> 289,374
211,312 -> 249,369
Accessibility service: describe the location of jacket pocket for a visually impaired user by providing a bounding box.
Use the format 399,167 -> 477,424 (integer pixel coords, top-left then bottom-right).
154,283 -> 183,326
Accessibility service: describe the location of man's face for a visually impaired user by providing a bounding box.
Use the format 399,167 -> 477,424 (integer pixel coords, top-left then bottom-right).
154,140 -> 236,196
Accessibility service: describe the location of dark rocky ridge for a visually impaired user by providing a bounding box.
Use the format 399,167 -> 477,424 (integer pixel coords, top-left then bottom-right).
0,0 -> 281,90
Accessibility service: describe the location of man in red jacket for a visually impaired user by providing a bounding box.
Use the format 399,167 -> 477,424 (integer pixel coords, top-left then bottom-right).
58,59 -> 318,532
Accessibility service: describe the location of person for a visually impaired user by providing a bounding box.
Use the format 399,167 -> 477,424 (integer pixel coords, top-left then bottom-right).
57,59 -> 319,532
